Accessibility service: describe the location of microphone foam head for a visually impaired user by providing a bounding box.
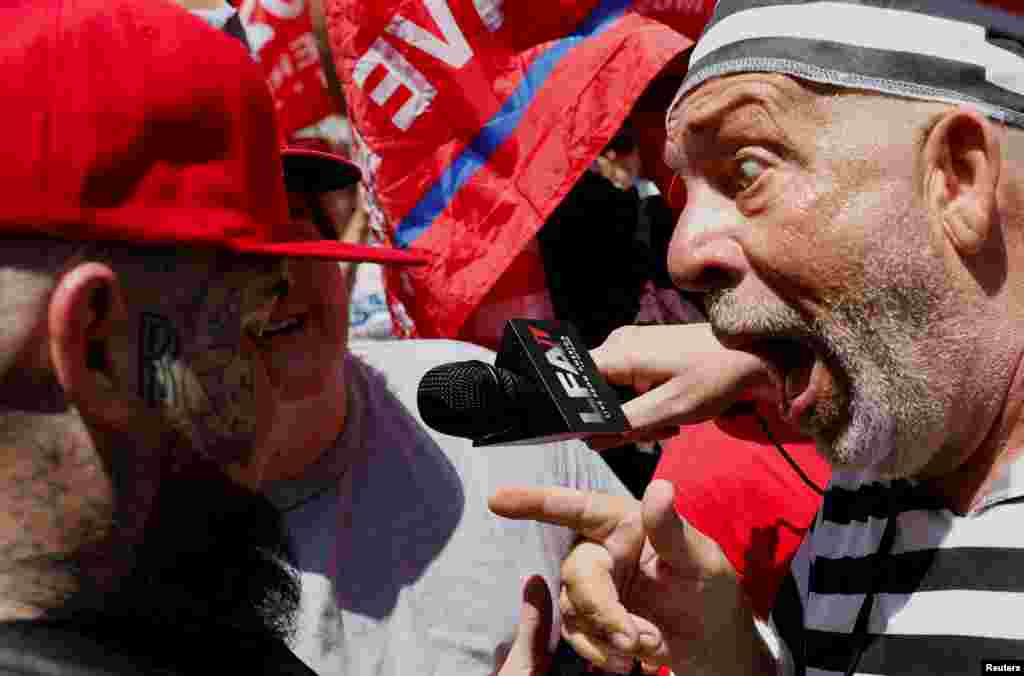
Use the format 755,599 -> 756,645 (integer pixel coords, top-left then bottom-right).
417,360 -> 519,439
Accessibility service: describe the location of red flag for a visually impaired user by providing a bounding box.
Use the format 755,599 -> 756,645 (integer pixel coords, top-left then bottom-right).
325,0 -> 707,339
240,0 -> 336,138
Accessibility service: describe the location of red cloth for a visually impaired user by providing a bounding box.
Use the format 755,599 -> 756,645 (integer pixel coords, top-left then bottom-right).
0,0 -> 403,263
238,0 -> 336,138
325,0 -> 703,338
654,404 -> 830,618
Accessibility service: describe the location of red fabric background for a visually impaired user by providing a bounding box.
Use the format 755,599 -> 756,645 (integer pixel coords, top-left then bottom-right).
654,404 -> 831,618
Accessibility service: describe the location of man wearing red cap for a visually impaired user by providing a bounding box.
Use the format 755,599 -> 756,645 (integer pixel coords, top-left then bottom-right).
0,1 -> 553,675
248,143 -> 633,676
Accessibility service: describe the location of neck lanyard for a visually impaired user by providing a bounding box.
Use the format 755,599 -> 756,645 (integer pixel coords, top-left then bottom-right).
843,489 -> 900,676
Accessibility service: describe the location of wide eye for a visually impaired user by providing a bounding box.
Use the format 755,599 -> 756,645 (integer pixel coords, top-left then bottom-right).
735,157 -> 766,192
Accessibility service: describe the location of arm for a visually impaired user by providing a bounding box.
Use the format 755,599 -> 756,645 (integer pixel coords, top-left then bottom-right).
588,323 -> 789,450
491,481 -> 779,676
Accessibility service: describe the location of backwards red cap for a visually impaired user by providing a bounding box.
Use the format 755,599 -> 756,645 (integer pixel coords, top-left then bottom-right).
282,138 -> 361,193
1,0 -> 429,265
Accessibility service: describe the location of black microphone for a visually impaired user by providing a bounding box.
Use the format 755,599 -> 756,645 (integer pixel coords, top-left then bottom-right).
416,319 -> 630,446
417,360 -> 540,439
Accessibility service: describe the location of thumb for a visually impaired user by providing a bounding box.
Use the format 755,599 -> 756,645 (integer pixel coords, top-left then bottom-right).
497,576 -> 553,676
641,480 -> 724,575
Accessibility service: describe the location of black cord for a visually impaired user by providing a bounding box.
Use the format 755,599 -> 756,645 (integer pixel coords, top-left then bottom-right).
752,409 -> 826,496
843,493 -> 899,676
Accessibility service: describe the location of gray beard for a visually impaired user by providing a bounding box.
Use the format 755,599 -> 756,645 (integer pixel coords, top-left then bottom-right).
705,274 -> 952,479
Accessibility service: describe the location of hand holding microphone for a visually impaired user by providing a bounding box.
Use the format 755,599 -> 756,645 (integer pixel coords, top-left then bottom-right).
417,320 -> 630,445
416,320 -> 781,449
587,323 -> 779,449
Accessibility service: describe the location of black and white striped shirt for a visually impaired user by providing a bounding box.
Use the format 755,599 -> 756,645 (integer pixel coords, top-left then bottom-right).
772,457 -> 1024,675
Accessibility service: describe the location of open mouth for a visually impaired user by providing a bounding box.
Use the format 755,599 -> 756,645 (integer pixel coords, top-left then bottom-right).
746,336 -> 820,421
259,314 -> 307,338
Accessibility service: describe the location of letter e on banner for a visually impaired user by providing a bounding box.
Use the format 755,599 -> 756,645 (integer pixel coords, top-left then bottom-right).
241,0 -> 335,137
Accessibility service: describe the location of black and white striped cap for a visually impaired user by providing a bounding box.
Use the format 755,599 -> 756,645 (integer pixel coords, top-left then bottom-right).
670,0 -> 1024,128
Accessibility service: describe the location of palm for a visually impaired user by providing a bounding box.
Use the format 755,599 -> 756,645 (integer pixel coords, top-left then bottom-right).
624,530 -> 741,671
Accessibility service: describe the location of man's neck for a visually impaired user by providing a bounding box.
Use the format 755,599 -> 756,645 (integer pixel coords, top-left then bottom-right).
259,357 -> 350,482
921,348 -> 1024,514
0,420 -> 170,622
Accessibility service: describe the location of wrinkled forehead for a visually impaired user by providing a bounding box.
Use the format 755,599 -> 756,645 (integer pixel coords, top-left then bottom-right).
669,0 -> 1024,131
666,71 -> 812,135
663,71 -> 826,175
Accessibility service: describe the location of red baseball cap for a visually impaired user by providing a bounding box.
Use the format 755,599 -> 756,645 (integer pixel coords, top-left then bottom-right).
282,138 -> 362,193
1,0 -> 430,265
281,140 -> 432,265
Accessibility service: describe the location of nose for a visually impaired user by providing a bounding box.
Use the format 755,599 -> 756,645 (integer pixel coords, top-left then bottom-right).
667,182 -> 749,294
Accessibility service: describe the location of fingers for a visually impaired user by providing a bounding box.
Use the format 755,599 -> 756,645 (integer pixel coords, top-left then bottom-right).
641,480 -> 725,576
558,542 -> 666,671
561,606 -> 666,672
590,323 -> 776,436
586,427 -> 679,452
561,619 -> 635,674
561,542 -> 637,640
489,487 -> 639,542
496,575 -> 553,676
589,326 -> 644,388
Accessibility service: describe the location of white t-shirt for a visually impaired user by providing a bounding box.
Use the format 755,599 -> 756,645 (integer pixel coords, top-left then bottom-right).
265,339 -> 630,676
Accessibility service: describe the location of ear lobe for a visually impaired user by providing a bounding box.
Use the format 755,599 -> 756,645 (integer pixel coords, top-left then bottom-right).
48,262 -> 125,404
923,108 -> 1001,257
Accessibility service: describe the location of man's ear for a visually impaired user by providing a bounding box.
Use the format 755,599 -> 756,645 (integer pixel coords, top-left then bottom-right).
923,107 -> 1001,257
48,262 -> 127,407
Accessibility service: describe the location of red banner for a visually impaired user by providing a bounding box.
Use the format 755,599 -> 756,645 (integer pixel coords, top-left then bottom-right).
239,0 -> 336,137
326,0 -> 710,338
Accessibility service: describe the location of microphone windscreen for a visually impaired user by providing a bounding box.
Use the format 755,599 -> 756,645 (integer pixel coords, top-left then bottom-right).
417,360 -> 524,439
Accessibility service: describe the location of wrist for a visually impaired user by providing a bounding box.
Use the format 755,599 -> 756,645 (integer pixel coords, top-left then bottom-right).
666,590 -> 776,676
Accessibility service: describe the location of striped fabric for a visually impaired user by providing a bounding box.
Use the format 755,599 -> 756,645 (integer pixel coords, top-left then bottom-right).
670,0 -> 1024,130
772,458 -> 1024,675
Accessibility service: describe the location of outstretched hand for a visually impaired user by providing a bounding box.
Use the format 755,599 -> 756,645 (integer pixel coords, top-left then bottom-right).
491,481 -> 773,675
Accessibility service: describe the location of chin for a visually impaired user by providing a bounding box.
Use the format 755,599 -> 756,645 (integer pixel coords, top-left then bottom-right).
813,392 -> 936,480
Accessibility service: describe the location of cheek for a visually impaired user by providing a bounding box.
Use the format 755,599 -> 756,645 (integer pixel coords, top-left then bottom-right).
178,346 -> 259,462
270,263 -> 349,402
300,260 -> 350,351
748,168 -> 877,308
321,191 -> 358,239
245,334 -> 278,452
180,285 -> 264,464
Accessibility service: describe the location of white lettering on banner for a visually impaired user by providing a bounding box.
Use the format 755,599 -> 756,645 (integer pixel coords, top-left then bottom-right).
473,0 -> 503,31
353,38 -> 438,131
260,0 -> 304,20
290,32 -> 320,69
267,52 -> 296,94
353,0 -> 504,130
386,0 -> 473,68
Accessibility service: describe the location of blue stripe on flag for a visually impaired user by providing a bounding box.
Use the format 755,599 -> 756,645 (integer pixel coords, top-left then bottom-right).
394,0 -> 634,247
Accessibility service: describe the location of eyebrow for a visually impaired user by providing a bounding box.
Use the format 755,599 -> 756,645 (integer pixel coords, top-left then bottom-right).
665,77 -> 808,171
